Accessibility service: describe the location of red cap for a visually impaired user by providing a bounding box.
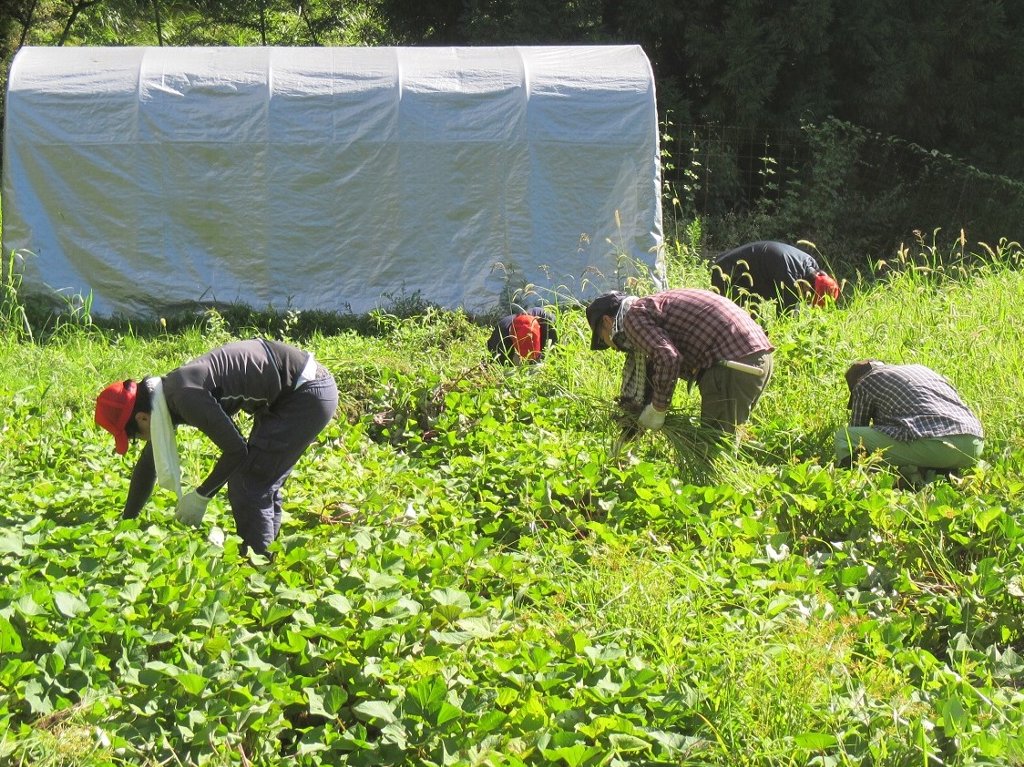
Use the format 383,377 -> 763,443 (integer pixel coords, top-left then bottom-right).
95,380 -> 137,455
510,314 -> 541,362
813,273 -> 840,306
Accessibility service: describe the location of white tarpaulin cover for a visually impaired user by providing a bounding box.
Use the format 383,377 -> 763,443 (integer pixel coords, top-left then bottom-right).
2,45 -> 662,316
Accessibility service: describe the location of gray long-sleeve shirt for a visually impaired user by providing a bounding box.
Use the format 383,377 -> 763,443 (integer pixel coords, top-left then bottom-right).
123,339 -> 310,518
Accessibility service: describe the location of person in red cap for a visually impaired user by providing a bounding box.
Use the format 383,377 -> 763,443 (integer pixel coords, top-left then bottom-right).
486,308 -> 557,365
710,240 -> 840,312
95,339 -> 337,557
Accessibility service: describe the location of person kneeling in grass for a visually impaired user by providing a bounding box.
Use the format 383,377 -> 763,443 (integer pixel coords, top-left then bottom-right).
835,360 -> 984,478
95,339 -> 338,557
586,289 -> 774,435
487,307 -> 558,365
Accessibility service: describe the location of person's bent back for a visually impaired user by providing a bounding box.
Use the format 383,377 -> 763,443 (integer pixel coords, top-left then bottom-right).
711,240 -> 838,311
835,360 -> 984,476
487,308 -> 557,364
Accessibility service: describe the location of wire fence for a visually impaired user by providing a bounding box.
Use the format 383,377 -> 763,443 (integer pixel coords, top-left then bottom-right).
662,118 -> 1024,264
664,122 -> 806,216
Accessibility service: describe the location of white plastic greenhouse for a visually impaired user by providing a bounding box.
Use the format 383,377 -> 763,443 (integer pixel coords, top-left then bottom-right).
2,45 -> 663,316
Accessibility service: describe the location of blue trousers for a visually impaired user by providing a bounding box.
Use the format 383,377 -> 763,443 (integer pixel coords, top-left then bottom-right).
227,366 -> 338,555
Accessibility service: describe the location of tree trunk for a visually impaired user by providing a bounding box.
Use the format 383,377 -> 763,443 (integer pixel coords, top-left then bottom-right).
152,0 -> 164,45
18,0 -> 40,49
58,0 -> 104,45
299,3 -> 321,46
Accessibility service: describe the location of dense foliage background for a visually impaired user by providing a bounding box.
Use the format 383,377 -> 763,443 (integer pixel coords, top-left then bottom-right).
4,0 -> 1024,259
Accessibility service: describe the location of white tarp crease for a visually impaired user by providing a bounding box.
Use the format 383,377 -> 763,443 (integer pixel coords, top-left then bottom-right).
2,45 -> 663,316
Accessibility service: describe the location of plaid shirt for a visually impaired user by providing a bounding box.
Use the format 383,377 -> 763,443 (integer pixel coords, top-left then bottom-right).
622,289 -> 773,410
849,364 -> 983,440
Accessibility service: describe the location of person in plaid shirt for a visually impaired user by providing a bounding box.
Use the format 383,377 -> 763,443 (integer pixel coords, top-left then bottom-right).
586,288 -> 774,433
835,360 -> 984,472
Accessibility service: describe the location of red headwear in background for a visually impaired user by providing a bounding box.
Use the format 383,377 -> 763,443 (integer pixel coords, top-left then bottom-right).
510,314 -> 541,362
813,273 -> 840,306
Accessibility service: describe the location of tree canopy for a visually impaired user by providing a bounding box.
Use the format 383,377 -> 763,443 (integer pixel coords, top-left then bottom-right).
3,0 -> 1023,253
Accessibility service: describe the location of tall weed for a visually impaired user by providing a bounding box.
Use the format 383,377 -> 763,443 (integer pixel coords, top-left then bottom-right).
1,250 -> 32,342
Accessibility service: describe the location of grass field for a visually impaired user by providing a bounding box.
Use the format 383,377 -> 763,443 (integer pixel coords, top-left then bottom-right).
1,239 -> 1023,766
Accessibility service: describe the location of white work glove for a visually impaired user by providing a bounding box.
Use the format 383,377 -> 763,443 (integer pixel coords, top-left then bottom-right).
175,490 -> 210,527
638,403 -> 666,431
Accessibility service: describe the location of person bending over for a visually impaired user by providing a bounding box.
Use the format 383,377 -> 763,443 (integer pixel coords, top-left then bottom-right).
711,240 -> 839,311
835,360 -> 983,476
95,339 -> 338,556
586,289 -> 774,435
487,307 -> 558,364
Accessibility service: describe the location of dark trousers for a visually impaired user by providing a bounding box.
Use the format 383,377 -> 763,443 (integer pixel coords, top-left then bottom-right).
228,366 -> 338,555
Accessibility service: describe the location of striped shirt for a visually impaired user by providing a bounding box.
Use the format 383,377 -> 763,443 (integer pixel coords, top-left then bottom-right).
622,289 -> 773,410
849,364 -> 983,441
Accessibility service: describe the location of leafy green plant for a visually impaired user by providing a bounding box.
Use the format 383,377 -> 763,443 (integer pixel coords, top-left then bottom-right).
2,239 -> 1024,766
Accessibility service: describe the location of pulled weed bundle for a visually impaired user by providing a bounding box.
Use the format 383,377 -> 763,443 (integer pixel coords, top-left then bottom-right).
626,409 -> 733,483
573,395 -> 734,483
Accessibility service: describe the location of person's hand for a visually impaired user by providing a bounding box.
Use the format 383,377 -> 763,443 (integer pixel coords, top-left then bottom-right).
616,397 -> 643,416
175,490 -> 210,527
638,404 -> 666,431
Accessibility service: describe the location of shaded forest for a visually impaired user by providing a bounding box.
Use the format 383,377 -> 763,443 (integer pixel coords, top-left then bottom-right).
3,0 -> 1024,262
